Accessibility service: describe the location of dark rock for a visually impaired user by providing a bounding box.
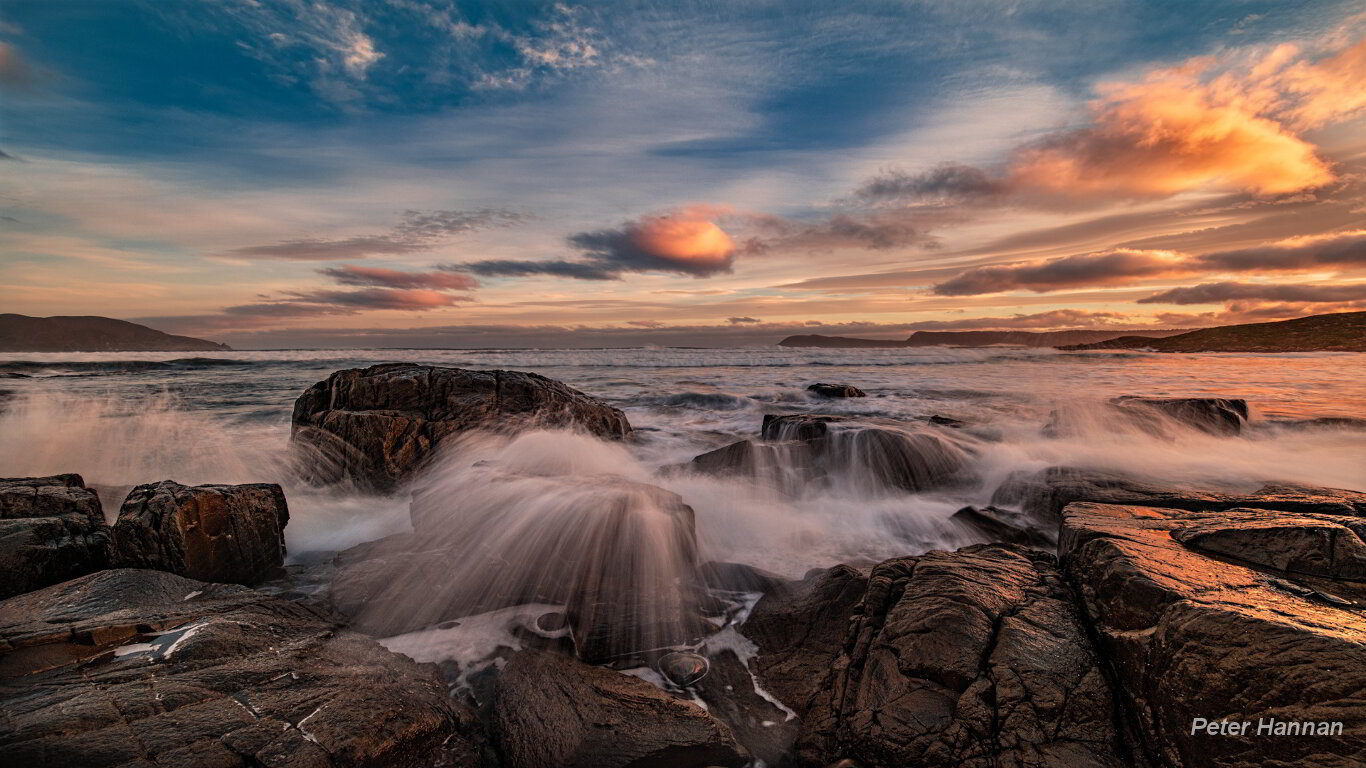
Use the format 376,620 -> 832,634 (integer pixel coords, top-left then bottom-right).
928,414 -> 967,428
807,383 -> 867,398
291,363 -> 632,491
694,648 -> 800,766
657,651 -> 710,687
491,650 -> 746,768
761,414 -> 849,442
1047,397 -> 1249,439
793,545 -> 1128,768
700,561 -> 789,595
0,569 -> 485,767
951,505 -> 1053,546
0,474 -> 110,599
744,564 -> 868,720
1061,502 -> 1366,767
112,481 -> 288,586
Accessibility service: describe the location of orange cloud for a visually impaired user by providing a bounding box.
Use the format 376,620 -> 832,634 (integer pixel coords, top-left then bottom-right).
628,208 -> 736,269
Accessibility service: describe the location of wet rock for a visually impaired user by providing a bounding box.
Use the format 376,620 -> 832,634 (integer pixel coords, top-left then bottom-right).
1061,503 -> 1366,767
112,480 -> 288,586
1047,397 -> 1249,439
657,651 -> 710,687
744,564 -> 868,721
991,466 -> 1366,526
0,569 -> 485,768
928,414 -> 967,428
0,474 -> 110,599
694,648 -> 800,766
951,504 -> 1053,546
795,545 -> 1128,768
491,649 -> 747,768
807,383 -> 867,398
761,414 -> 849,442
700,561 -> 788,595
291,363 -> 632,491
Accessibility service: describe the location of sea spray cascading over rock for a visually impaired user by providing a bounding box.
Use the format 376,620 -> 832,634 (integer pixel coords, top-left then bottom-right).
291,364 -> 632,492
332,430 -> 708,662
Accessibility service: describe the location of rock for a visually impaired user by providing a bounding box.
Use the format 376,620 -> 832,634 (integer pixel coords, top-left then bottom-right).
1172,509 -> 1366,580
807,383 -> 867,398
657,651 -> 710,687
335,477 -> 707,663
991,466 -> 1366,526
793,544 -> 1128,768
1061,503 -> 1366,767
1047,397 -> 1249,439
700,561 -> 788,595
1112,396 -> 1249,436
112,481 -> 288,586
928,414 -> 967,428
0,569 -> 485,768
491,649 -> 747,768
0,474 -> 110,599
698,414 -> 975,493
744,565 -> 868,721
291,363 -> 632,491
694,648 -> 800,766
951,505 -> 1053,546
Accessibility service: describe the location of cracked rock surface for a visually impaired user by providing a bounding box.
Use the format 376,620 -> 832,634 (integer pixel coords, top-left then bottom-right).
112,481 -> 289,586
0,569 -> 484,768
290,364 -> 632,491
0,474 -> 111,599
791,544 -> 1128,768
491,649 -> 746,768
1061,502 -> 1366,768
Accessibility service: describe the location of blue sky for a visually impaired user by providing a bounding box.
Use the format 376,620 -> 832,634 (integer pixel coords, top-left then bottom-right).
2,0 -> 1364,347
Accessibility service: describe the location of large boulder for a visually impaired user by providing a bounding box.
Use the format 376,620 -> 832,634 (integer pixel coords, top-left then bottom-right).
792,545 -> 1128,768
0,474 -> 110,598
291,364 -> 632,491
1061,503 -> 1366,767
0,569 -> 485,767
112,481 -> 288,586
491,649 -> 747,768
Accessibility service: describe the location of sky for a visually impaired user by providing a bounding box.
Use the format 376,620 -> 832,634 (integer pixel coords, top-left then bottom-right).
1,0 -> 1364,348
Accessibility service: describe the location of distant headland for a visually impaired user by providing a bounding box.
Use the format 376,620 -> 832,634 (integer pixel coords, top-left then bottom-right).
0,314 -> 231,352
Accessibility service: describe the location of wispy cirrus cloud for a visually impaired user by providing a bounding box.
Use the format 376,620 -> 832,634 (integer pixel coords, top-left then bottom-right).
228,208 -> 522,260
1138,281 -> 1366,305
931,228 -> 1366,296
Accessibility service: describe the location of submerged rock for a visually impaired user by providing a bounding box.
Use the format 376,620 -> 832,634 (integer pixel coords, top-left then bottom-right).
112,480 -> 288,586
0,474 -> 110,599
657,651 -> 710,687
0,569 -> 485,768
807,383 -> 867,398
1047,396 -> 1249,439
491,650 -> 747,768
951,504 -> 1053,546
792,545 -> 1128,768
1061,503 -> 1366,767
291,364 -> 632,491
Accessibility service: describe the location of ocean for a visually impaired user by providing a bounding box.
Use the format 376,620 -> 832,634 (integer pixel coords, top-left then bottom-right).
2,346 -> 1364,578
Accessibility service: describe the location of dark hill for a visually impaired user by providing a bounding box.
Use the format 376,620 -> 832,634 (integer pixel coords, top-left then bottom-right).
779,328 -> 1190,349
0,314 -> 231,352
1060,312 -> 1366,352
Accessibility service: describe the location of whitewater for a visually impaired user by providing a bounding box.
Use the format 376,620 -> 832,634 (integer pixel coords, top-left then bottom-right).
1,345 -> 1364,579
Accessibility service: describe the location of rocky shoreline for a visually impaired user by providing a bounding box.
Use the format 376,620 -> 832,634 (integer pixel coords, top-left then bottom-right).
3,364 -> 1364,767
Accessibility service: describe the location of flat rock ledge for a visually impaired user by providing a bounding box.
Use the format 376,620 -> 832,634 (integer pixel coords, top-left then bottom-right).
0,569 -> 484,768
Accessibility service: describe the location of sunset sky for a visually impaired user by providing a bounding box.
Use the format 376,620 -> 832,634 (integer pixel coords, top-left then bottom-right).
2,1 -> 1365,348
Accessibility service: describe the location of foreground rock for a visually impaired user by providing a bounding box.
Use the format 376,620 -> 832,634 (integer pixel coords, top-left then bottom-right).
0,474 -> 110,599
790,545 -> 1128,768
492,650 -> 746,768
687,414 -> 975,494
0,569 -> 484,767
807,383 -> 866,398
112,480 -> 288,586
291,364 -> 632,491
1062,503 -> 1366,767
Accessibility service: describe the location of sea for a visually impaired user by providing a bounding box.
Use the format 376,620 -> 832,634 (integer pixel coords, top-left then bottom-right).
2,346 -> 1364,578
